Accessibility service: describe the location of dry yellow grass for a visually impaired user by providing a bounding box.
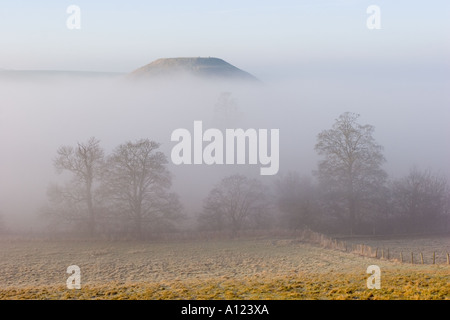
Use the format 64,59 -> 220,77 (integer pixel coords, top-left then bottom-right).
0,238 -> 448,300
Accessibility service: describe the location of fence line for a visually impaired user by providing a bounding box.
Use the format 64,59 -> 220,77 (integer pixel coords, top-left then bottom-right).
297,228 -> 450,265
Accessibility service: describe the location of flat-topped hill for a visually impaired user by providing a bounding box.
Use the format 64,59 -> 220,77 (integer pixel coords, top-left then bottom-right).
129,57 -> 259,82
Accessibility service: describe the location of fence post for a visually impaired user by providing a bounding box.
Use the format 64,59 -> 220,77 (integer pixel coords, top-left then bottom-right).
400,252 -> 403,263
411,252 -> 414,264
420,252 -> 424,264
382,249 -> 384,259
433,252 -> 435,265
447,253 -> 449,265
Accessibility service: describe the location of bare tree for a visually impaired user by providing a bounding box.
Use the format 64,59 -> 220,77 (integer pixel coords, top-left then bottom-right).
46,137 -> 104,236
391,167 -> 449,233
102,139 -> 181,239
314,112 -> 387,234
274,172 -> 319,230
200,174 -> 269,236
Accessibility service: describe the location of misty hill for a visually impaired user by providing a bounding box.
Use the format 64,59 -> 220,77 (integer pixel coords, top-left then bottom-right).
129,57 -> 259,82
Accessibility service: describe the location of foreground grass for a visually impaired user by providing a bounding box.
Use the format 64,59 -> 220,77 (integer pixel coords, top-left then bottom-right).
0,238 -> 448,300
1,269 -> 448,300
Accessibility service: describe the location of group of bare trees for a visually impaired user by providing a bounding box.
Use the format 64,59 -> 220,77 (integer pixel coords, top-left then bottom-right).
199,112 -> 449,236
43,112 -> 449,238
42,138 -> 181,239
273,112 -> 449,235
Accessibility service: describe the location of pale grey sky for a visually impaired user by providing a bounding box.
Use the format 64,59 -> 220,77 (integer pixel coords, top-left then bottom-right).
0,0 -> 448,80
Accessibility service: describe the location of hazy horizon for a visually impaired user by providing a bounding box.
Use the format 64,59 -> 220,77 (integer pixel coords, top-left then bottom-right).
1,73 -> 449,232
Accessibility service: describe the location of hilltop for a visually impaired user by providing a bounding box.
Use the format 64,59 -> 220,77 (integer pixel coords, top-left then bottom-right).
129,57 -> 259,82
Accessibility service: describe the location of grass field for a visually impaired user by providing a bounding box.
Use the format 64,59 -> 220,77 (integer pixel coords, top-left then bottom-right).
0,237 -> 448,300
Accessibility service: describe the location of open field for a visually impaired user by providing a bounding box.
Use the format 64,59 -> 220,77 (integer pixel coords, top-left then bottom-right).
0,237 -> 448,300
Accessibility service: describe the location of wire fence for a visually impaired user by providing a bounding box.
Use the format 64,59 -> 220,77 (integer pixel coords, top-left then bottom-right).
296,228 -> 450,265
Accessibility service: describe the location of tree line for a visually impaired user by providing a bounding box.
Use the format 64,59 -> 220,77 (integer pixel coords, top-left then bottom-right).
41,112 -> 450,238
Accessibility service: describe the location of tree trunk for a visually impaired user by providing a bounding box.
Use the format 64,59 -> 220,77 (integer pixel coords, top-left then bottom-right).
135,214 -> 142,240
86,180 -> 95,237
231,218 -> 239,238
134,199 -> 142,240
347,178 -> 356,235
349,196 -> 356,235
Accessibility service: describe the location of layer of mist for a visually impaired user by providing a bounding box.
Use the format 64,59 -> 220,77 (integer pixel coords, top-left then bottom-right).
0,68 -> 449,232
